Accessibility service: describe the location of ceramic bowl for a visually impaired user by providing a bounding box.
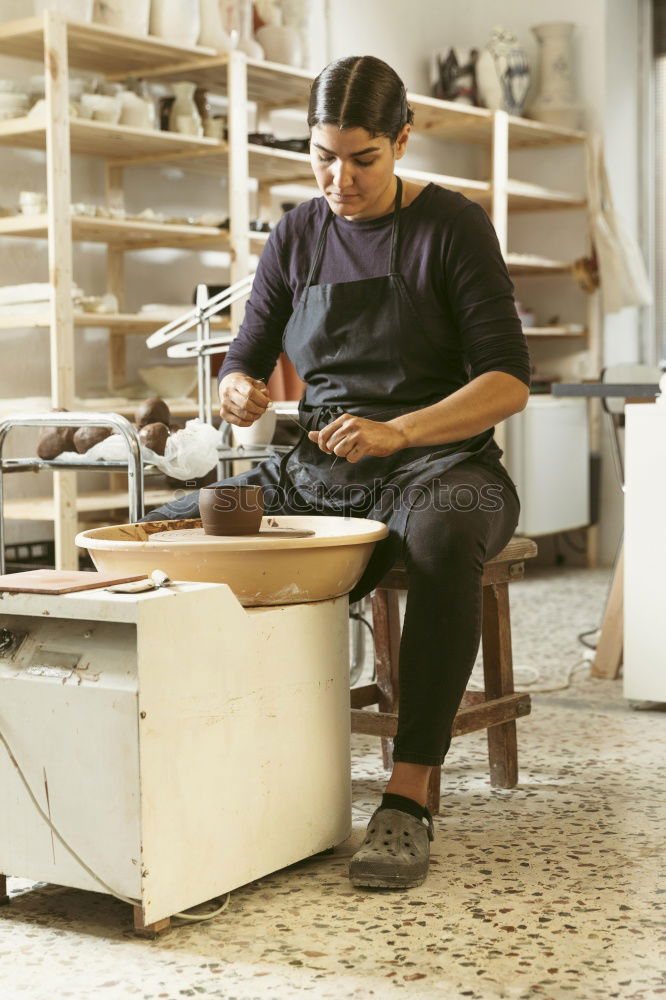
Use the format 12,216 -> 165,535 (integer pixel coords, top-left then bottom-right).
138,363 -> 198,398
81,92 -> 121,124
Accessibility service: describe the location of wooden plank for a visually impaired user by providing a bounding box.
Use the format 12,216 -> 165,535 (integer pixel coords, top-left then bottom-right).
592,544 -> 623,678
507,179 -> 586,212
133,905 -> 171,939
350,692 -> 531,738
0,213 -> 230,249
0,569 -> 146,594
3,488 -> 180,520
228,51 -> 251,334
0,312 -> 231,334
492,111 -> 509,254
0,16 -> 214,74
370,588 -> 401,770
349,683 -> 380,709
505,252 -> 571,274
44,11 -> 77,572
482,581 -> 519,787
0,118 -> 226,170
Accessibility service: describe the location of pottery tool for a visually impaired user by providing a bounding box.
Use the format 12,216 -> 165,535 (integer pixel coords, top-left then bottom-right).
105,569 -> 174,594
0,569 -> 147,594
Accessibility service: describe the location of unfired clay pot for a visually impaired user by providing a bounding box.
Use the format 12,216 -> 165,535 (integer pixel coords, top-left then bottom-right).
92,0 -> 150,35
199,485 -> 264,535
150,0 -> 201,46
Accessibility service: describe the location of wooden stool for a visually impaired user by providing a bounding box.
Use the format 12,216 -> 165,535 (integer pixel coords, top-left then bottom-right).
350,536 -> 537,815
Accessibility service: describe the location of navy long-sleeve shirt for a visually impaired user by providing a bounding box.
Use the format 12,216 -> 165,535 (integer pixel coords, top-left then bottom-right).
220,183 -> 531,394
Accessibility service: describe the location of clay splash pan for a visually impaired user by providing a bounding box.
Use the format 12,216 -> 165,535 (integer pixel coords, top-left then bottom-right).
146,518 -> 316,542
75,515 -> 388,606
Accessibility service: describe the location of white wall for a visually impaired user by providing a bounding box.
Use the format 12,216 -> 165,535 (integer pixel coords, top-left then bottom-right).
0,0 -> 646,562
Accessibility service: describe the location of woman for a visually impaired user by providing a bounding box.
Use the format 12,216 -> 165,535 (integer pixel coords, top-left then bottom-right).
144,55 -> 530,890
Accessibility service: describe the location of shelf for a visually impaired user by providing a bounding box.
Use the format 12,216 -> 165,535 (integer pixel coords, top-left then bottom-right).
506,114 -> 586,148
0,396 -> 200,420
0,117 -> 226,170
0,311 -> 231,334
0,214 -> 273,254
136,54 -> 586,147
248,143 -> 313,183
506,180 -> 586,212
3,487 -> 180,521
247,143 -> 492,202
506,253 -> 572,275
0,16 -> 215,75
0,213 -> 230,250
523,325 -> 587,338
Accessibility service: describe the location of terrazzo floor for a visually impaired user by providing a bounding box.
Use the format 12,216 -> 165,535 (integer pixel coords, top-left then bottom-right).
1,566 -> 664,1000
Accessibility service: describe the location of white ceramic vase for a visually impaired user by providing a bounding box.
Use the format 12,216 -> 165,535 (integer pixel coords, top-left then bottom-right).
256,1 -> 302,66
235,0 -> 264,59
476,26 -> 530,116
231,408 -> 277,447
35,0 -> 93,19
150,0 -> 201,47
92,0 -> 150,35
198,0 -> 234,51
168,81 -> 203,135
528,22 -> 581,129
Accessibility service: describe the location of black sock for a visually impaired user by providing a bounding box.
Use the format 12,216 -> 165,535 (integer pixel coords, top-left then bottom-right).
377,792 -> 426,823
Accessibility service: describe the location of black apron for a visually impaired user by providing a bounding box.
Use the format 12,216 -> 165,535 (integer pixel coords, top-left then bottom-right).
276,177 -> 501,521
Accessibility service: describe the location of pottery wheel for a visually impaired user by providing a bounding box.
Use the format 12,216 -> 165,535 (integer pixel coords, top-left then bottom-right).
148,526 -> 316,543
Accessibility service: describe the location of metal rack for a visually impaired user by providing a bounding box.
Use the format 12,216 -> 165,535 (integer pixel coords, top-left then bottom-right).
147,277 -> 254,426
0,411 -> 145,574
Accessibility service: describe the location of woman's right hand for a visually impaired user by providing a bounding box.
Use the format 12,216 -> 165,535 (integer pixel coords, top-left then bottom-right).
219,372 -> 271,426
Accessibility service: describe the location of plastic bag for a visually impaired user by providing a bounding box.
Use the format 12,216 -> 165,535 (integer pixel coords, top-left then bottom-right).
586,134 -> 652,314
58,419 -> 220,479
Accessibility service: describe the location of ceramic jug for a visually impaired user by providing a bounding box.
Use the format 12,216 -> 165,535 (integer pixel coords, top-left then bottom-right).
150,0 -> 201,47
476,26 -> 530,116
92,0 -> 149,35
168,82 -> 203,136
528,22 -> 581,129
198,0 -> 234,51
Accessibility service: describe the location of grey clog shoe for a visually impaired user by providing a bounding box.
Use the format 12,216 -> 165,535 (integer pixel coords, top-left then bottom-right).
349,806 -> 435,889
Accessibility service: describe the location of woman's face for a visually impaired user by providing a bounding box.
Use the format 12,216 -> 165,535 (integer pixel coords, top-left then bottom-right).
309,123 -> 410,221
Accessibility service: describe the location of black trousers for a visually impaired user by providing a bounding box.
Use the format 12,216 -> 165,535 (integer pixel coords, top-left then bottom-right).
141,455 -> 520,767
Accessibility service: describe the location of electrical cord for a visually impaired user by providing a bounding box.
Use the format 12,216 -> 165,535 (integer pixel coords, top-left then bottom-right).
0,724 -> 231,924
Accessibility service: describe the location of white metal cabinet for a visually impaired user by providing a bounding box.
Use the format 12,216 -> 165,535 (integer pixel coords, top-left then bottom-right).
624,403 -> 666,701
0,583 -> 351,924
502,395 -> 589,536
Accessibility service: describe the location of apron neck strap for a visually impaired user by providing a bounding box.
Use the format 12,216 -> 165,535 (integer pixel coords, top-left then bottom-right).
304,175 -> 404,290
389,175 -> 403,274
305,211 -> 333,290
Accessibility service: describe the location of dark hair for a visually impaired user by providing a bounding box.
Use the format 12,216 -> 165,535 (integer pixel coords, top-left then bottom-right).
307,55 -> 414,142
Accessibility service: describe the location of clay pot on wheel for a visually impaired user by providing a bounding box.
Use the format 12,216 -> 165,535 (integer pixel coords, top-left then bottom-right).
199,485 -> 264,536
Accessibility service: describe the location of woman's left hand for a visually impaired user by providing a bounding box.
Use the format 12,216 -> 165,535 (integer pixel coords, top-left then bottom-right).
308,414 -> 408,463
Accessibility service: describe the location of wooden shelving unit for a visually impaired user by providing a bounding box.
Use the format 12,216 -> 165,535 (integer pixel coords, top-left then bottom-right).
0,12 -> 598,567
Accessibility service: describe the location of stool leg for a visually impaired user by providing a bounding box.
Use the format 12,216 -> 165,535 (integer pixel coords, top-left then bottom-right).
371,588 -> 401,771
482,581 -> 519,788
133,904 -> 171,938
426,765 -> 442,815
